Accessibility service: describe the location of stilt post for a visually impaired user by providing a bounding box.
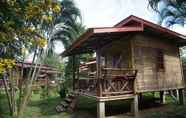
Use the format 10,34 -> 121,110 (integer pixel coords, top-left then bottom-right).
160,91 -> 166,104
131,94 -> 139,116
97,101 -> 105,118
138,93 -> 142,102
178,89 -> 185,105
96,49 -> 102,97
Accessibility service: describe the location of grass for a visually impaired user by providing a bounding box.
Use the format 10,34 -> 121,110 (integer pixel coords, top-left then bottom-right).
145,105 -> 186,118
0,91 -> 70,118
145,92 -> 186,118
0,91 -> 186,118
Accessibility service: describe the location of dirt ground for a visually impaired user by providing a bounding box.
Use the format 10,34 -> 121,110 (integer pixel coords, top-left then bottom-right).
74,93 -> 182,118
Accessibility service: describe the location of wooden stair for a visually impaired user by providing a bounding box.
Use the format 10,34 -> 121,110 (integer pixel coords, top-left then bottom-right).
56,93 -> 77,113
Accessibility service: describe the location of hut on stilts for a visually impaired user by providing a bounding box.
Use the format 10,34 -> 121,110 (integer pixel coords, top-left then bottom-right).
62,15 -> 186,118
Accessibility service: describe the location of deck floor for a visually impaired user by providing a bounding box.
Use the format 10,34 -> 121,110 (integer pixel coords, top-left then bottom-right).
74,90 -> 135,101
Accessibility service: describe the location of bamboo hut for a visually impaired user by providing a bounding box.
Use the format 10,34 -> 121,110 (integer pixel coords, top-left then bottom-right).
62,15 -> 186,118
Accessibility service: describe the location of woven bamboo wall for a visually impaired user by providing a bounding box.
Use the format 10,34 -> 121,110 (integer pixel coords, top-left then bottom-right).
132,34 -> 185,92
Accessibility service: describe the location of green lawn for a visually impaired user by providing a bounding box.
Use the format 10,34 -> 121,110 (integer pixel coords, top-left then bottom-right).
0,91 -> 186,118
0,92 -> 69,118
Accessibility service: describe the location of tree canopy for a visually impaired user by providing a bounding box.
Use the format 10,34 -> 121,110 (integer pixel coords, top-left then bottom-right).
0,0 -> 61,59
148,0 -> 186,26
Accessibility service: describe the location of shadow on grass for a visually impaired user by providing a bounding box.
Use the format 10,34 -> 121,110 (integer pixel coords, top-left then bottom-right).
0,92 -> 12,118
72,93 -> 167,117
28,93 -> 166,118
1,91 -> 184,118
28,95 -> 63,116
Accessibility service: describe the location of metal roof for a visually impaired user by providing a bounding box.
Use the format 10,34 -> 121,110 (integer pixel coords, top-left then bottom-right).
62,15 -> 186,57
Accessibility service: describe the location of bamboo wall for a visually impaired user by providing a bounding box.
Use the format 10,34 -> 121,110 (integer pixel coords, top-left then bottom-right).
132,34 -> 185,92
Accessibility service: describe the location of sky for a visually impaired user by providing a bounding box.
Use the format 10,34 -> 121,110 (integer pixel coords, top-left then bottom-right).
74,0 -> 157,27
26,0 -> 186,61
53,0 -> 185,54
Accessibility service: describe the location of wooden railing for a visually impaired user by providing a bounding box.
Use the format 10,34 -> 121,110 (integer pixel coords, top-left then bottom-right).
75,68 -> 137,97
101,68 -> 137,96
75,78 -> 98,96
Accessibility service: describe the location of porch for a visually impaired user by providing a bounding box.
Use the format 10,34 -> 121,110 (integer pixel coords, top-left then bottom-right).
74,68 -> 137,100
72,59 -> 138,118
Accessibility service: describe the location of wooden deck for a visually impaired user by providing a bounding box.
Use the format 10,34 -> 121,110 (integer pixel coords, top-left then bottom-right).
74,90 -> 135,102
74,68 -> 137,101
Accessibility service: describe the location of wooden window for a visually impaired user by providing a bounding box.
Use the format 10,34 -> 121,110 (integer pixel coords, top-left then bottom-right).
157,49 -> 164,71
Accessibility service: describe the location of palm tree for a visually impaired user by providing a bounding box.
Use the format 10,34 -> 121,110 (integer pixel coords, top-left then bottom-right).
48,0 -> 86,85
148,0 -> 186,26
48,0 -> 85,54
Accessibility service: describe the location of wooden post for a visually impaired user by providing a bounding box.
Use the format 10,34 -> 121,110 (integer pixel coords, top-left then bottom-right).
96,49 -> 102,97
160,91 -> 166,104
178,89 -> 185,105
97,101 -> 105,118
131,94 -> 138,116
178,49 -> 185,105
138,93 -> 142,102
176,89 -> 179,102
46,76 -> 49,96
72,55 -> 76,90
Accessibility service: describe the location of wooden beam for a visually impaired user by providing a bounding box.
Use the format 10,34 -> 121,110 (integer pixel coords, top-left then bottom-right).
98,94 -> 134,102
96,49 -> 102,97
93,27 -> 143,34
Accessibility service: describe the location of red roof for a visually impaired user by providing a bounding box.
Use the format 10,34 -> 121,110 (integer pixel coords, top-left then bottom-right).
16,62 -> 62,74
62,15 -> 186,56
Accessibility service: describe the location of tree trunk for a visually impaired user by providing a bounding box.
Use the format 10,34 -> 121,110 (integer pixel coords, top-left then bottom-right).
18,48 -> 38,116
2,72 -> 13,114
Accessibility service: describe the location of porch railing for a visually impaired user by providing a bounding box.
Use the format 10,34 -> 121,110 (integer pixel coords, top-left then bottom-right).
101,68 -> 137,96
75,68 -> 137,97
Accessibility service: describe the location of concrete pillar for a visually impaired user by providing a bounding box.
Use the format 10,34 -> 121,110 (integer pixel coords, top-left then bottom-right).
160,91 -> 166,104
131,94 -> 139,116
97,101 -> 105,118
178,89 -> 185,105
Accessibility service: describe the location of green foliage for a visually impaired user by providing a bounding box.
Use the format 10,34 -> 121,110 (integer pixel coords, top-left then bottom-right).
148,0 -> 186,26
0,0 -> 62,117
51,0 -> 84,48
0,0 -> 61,59
50,0 -> 89,88
41,52 -> 64,71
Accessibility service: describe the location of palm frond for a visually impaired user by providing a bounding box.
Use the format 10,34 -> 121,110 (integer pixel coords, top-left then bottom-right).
148,0 -> 186,26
